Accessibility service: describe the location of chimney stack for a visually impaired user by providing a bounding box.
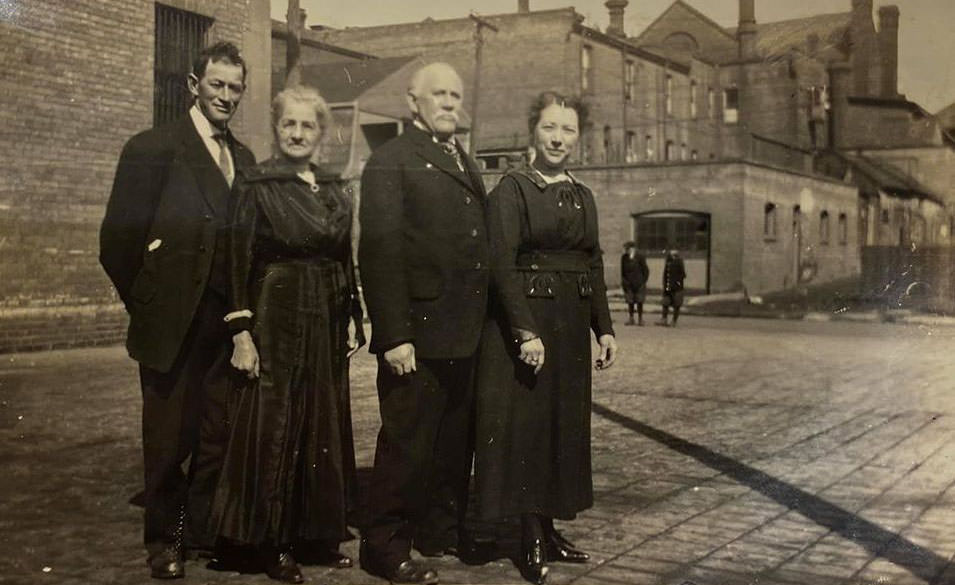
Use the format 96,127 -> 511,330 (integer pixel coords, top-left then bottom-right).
605,0 -> 628,37
737,0 -> 757,60
828,61 -> 853,149
878,5 -> 900,97
850,0 -> 873,95
518,0 -> 530,13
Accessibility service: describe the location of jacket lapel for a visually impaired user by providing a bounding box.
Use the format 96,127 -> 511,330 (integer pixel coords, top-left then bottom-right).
177,117 -> 231,217
409,127 -> 480,194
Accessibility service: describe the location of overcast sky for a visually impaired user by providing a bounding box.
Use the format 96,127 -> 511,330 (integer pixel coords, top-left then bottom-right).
270,0 -> 954,112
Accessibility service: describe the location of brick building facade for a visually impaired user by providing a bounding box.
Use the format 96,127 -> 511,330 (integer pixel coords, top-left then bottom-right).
0,1 -> 271,352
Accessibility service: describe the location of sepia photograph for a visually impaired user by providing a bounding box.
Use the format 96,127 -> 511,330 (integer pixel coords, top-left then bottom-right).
1,0 -> 954,583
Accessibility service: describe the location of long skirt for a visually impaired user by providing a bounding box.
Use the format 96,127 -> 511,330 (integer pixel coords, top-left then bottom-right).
474,272 -> 594,521
211,259 -> 356,546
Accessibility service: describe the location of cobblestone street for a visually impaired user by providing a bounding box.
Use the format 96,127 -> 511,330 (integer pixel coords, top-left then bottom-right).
3,316 -> 955,585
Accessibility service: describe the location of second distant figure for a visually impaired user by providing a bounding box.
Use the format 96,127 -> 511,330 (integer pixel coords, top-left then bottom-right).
620,242 -> 649,326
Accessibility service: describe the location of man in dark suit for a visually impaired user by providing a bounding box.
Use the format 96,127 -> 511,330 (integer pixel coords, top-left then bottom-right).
358,62 -> 489,585
659,249 -> 687,327
620,241 -> 650,326
99,41 -> 256,579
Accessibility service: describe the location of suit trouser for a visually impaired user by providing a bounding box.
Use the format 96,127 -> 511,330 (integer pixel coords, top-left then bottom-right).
139,289 -> 232,555
362,356 -> 476,571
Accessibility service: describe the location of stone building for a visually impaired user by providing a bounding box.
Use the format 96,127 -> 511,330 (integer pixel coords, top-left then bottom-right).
0,0 -> 272,352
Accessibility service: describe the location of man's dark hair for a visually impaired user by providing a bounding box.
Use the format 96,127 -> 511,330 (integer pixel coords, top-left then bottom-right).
192,41 -> 246,82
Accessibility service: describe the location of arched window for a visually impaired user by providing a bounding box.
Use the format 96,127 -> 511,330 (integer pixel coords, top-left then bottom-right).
690,80 -> 698,119
665,75 -> 673,116
665,140 -> 674,161
764,202 -> 777,239
820,210 -> 830,244
645,135 -> 654,160
723,87 -> 739,124
838,212 -> 848,245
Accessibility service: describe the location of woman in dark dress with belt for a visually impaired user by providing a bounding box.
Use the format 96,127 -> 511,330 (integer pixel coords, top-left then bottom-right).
475,92 -> 618,584
213,85 -> 364,583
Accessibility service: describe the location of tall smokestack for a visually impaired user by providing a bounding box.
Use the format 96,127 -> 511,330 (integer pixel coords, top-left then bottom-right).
518,0 -> 529,13
850,0 -> 873,95
878,5 -> 899,97
605,0 -> 628,37
828,61 -> 852,149
737,0 -> 757,60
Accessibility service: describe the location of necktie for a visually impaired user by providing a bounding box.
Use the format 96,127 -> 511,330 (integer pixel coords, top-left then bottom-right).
212,133 -> 233,186
439,140 -> 464,172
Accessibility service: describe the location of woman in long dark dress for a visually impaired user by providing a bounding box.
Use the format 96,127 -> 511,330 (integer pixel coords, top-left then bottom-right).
213,85 -> 364,583
475,92 -> 618,584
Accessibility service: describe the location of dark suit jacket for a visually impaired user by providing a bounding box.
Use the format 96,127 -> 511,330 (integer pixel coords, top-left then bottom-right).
358,125 -> 489,359
100,116 -> 255,373
620,251 -> 649,289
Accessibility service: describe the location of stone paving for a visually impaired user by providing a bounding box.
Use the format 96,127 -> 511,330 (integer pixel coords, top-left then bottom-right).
2,316 -> 955,585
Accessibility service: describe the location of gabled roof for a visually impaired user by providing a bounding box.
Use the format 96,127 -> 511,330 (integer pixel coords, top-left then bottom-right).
726,12 -> 852,60
298,56 -> 418,103
631,0 -> 734,46
841,152 -> 942,204
630,0 -> 737,63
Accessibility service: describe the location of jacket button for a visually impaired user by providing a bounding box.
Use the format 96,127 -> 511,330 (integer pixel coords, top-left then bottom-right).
465,196 -> 472,205
470,228 -> 478,237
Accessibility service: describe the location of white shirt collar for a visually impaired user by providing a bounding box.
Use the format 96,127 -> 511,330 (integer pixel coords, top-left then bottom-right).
413,118 -> 456,146
189,104 -> 225,139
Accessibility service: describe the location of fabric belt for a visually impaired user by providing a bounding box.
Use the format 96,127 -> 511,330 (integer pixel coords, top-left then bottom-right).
516,250 -> 590,273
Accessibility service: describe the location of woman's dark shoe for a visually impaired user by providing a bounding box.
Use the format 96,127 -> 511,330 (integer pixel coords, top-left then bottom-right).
519,514 -> 548,584
544,529 -> 590,564
263,550 -> 304,584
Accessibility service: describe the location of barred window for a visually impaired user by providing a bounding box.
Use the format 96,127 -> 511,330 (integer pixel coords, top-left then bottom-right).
154,3 -> 213,127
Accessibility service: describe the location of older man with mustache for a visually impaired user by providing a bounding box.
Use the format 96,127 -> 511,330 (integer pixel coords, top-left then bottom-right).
358,62 -> 489,584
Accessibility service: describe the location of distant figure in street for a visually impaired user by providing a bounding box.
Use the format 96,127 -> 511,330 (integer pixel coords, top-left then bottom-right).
358,62 -> 489,585
658,249 -> 686,327
99,41 -> 256,579
475,91 -> 617,584
211,86 -> 364,583
620,241 -> 649,326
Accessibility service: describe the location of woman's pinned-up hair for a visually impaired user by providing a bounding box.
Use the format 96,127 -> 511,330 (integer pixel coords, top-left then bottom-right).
271,85 -> 332,137
527,91 -> 589,135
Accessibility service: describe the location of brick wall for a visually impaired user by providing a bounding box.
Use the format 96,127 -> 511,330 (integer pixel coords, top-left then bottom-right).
0,1 -> 270,353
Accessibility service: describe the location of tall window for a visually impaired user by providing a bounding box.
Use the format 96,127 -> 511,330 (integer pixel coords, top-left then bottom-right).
690,80 -> 698,119
723,87 -> 739,124
708,86 -> 715,118
838,212 -> 848,245
764,202 -> 777,239
691,149 -> 698,161
665,74 -> 673,116
625,60 -> 635,101
820,210 -> 830,244
664,140 -> 674,161
626,131 -> 636,162
581,45 -> 593,93
645,135 -> 654,160
680,143 -> 687,160
603,125 -> 612,163
154,3 -> 213,127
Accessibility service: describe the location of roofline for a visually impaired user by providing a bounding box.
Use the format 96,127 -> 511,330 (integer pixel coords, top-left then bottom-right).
293,7 -> 575,36
271,20 -> 378,60
848,96 -> 924,114
828,149 -> 944,204
575,23 -> 692,74
631,0 -> 737,45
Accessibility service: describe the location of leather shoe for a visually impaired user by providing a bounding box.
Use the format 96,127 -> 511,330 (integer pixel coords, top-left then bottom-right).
301,546 -> 353,569
389,560 -> 440,584
264,551 -> 304,584
148,547 -> 185,579
519,515 -> 548,584
545,530 -> 589,564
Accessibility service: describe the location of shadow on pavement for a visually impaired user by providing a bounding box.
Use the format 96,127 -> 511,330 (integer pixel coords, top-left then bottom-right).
591,401 -> 952,584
